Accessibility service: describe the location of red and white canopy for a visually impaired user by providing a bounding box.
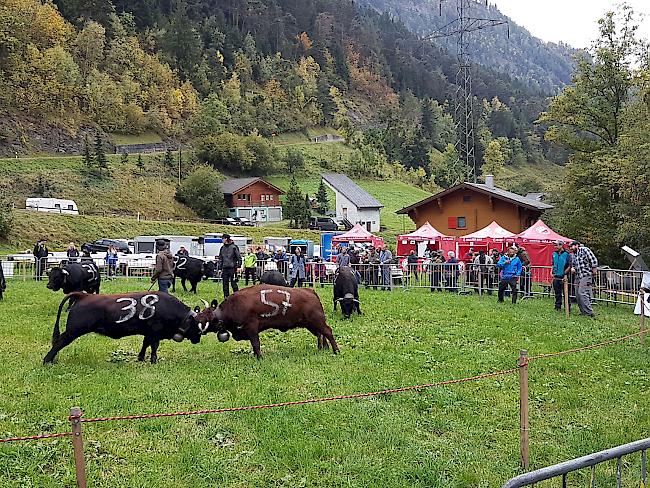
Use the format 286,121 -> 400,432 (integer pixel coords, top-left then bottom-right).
398,222 -> 454,242
458,221 -> 516,242
515,219 -> 570,244
332,223 -> 384,247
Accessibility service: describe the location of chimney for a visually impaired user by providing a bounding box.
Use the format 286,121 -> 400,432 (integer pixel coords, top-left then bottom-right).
485,174 -> 494,188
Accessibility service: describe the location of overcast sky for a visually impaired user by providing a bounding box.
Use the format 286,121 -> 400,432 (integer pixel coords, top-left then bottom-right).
492,1 -> 650,48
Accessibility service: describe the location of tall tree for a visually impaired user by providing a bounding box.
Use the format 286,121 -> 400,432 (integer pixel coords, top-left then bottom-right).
316,179 -> 329,215
283,176 -> 304,228
94,133 -> 108,169
482,140 -> 505,179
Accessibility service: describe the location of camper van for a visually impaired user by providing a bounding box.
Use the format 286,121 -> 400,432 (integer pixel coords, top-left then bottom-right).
133,236 -> 201,256
26,198 -> 79,215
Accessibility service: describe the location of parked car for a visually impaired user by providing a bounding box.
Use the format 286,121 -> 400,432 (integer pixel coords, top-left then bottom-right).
231,216 -> 254,227
309,217 -> 339,231
81,239 -> 131,254
213,218 -> 239,226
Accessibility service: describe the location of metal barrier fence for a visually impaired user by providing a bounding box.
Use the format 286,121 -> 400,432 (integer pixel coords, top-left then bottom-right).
2,256 -> 645,307
502,437 -> 649,487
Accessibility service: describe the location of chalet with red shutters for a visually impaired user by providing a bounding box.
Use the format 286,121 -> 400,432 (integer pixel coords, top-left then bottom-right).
220,178 -> 285,223
397,175 -> 553,237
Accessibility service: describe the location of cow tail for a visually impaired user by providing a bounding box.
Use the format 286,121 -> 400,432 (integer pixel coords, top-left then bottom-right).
52,294 -> 74,344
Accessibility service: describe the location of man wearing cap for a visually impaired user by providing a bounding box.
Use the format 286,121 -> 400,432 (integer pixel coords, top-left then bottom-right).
33,238 -> 49,281
570,241 -> 598,317
219,234 -> 242,298
496,246 -> 522,304
151,240 -> 174,293
551,240 -> 572,311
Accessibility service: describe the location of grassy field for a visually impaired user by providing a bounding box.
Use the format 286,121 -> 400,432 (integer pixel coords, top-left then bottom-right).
0,280 -> 647,487
109,132 -> 163,146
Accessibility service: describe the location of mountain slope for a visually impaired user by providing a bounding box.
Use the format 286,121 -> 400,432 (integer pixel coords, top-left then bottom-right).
360,0 -> 578,94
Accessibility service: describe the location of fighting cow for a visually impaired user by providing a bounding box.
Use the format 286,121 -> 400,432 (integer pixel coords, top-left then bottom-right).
43,291 -> 205,364
259,269 -> 288,287
47,262 -> 101,294
195,285 -> 339,359
172,256 -> 216,294
333,267 -> 361,319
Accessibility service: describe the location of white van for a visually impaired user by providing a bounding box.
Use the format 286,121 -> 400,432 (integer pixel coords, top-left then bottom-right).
26,198 -> 79,215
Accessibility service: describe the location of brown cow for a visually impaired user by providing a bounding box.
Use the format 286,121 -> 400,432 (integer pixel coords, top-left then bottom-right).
195,285 -> 339,358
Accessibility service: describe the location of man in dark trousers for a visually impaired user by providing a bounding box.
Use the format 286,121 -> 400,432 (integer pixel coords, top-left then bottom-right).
219,234 -> 242,298
551,240 -> 572,312
151,239 -> 174,293
33,238 -> 49,281
497,246 -> 522,304
0,258 -> 6,299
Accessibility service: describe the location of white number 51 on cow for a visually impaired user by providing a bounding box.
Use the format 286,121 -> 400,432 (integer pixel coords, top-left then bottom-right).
260,289 -> 292,318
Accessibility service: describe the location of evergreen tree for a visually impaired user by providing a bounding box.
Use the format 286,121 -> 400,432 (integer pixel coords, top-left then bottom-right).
164,147 -> 175,167
83,135 -> 93,169
120,152 -> 129,164
284,148 -> 305,173
302,193 -> 312,228
283,176 -> 304,228
94,133 -> 108,169
136,154 -> 145,172
482,140 -> 505,179
316,180 -> 329,215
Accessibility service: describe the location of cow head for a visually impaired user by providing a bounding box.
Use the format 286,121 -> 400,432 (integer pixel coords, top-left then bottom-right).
193,299 -> 227,337
203,261 -> 216,280
337,293 -> 358,319
46,267 -> 68,291
172,307 -> 204,344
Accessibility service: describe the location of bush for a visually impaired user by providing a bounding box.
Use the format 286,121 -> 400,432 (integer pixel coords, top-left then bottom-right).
175,166 -> 228,220
196,132 -> 276,175
0,201 -> 12,239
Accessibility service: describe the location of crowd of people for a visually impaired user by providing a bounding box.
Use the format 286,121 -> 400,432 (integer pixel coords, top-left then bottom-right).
30,235 -> 601,317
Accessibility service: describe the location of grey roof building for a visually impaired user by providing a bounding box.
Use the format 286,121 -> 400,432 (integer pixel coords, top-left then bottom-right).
321,173 -> 383,232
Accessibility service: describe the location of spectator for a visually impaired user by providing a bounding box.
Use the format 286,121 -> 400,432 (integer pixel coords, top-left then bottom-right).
516,245 -> 532,297
151,240 -> 174,293
0,257 -> 6,299
497,246 -> 522,304
33,238 -> 48,281
176,246 -> 189,257
473,250 -> 493,294
379,246 -> 393,291
365,246 -> 380,290
274,248 -> 288,277
444,251 -> 460,292
570,241 -> 598,317
312,256 -> 326,287
105,245 -> 118,277
337,248 -> 351,268
552,240 -> 572,312
430,250 -> 446,292
407,249 -> 419,283
219,234 -> 242,298
256,246 -> 270,278
243,247 -> 258,285
66,242 -> 80,263
289,247 -> 306,288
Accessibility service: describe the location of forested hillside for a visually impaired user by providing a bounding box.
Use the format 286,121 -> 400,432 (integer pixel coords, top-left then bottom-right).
361,0 -> 578,94
0,0 -> 564,181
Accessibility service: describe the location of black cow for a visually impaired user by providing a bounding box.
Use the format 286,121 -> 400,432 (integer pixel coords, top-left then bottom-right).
0,259 -> 5,299
172,256 -> 216,294
259,270 -> 288,287
47,262 -> 101,294
43,292 -> 205,364
333,267 -> 361,319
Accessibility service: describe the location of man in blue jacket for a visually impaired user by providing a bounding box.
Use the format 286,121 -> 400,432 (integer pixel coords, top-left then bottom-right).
497,246 -> 522,304
551,240 -> 572,311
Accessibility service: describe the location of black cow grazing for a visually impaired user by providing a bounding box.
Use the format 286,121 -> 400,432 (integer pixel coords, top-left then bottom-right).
259,270 -> 288,287
43,292 -> 205,364
172,256 -> 216,294
194,285 -> 339,359
333,267 -> 361,319
47,262 -> 101,295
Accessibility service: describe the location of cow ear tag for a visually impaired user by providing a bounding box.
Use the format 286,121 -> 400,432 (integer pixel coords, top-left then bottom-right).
210,299 -> 219,309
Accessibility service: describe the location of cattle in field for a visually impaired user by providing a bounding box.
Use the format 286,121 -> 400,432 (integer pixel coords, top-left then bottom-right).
172,256 -> 216,294
47,262 -> 101,295
43,292 -> 205,364
194,285 -> 339,358
259,270 -> 288,287
333,267 -> 361,319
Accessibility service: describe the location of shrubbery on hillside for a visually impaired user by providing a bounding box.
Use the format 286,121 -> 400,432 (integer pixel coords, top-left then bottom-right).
174,166 -> 227,220
195,133 -> 276,176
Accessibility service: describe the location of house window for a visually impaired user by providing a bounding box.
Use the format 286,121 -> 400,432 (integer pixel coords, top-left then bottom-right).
463,195 -> 472,202
457,217 -> 467,229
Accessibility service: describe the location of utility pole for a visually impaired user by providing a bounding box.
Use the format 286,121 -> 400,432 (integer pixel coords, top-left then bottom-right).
425,0 -> 508,183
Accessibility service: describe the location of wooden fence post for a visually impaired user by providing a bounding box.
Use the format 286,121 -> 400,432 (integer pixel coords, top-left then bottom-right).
518,350 -> 530,470
70,407 -> 87,488
641,290 -> 646,346
563,279 -> 570,320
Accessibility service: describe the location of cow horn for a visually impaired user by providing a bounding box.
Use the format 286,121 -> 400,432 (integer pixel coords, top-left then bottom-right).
201,299 -> 209,308
353,299 -> 360,303
189,310 -> 197,318
336,298 -> 344,302
62,269 -> 69,275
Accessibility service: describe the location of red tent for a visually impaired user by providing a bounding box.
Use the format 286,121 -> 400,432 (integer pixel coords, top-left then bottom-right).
332,223 -> 384,248
397,222 -> 455,256
457,221 -> 515,259
515,220 -> 571,282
